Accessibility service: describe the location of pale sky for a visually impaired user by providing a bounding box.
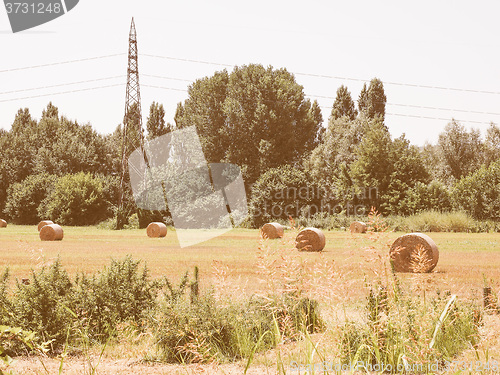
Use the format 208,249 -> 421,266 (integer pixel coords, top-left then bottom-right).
1,0 -> 500,146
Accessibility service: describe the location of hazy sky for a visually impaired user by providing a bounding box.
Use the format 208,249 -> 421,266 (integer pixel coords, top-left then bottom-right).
1,1 -> 499,145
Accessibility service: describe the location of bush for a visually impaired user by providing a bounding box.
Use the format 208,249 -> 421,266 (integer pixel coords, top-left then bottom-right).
9,259 -> 74,351
72,256 -> 158,341
340,281 -> 482,372
387,210 -> 499,233
452,160 -> 500,220
399,180 -> 452,215
38,172 -> 114,226
249,166 -> 319,228
154,292 -> 323,363
0,256 -> 158,353
4,173 -> 57,224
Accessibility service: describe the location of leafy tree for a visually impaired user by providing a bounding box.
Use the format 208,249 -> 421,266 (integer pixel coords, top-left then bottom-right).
401,180 -> 452,214
38,172 -> 113,226
41,101 -> 59,119
350,123 -> 429,214
331,85 -> 357,120
485,123 -> 500,165
358,83 -> 369,115
438,120 -> 484,180
146,102 -> 171,140
349,120 -> 392,210
305,114 -> 373,206
175,64 -> 323,188
249,166 -> 315,227
384,136 -> 430,214
358,78 -> 386,121
452,159 -> 500,220
4,173 -> 57,224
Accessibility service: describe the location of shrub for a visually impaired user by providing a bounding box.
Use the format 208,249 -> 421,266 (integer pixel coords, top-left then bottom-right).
9,258 -> 74,351
4,173 -> 57,224
154,292 -> 323,364
154,269 -> 324,363
72,256 -> 158,341
0,256 -> 158,353
452,160 -> 500,220
386,210 -> 499,233
38,172 -> 114,226
400,180 -> 452,215
249,166 -> 319,228
340,281 -> 482,372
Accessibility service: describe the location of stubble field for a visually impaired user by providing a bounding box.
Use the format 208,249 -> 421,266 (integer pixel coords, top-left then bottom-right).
0,225 -> 499,374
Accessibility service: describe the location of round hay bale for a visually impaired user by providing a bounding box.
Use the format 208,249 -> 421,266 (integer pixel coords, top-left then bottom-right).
261,222 -> 284,239
389,233 -> 439,273
39,224 -> 64,241
147,222 -> 168,238
38,220 -> 54,232
0,219 -> 7,228
350,221 -> 367,233
295,227 -> 326,252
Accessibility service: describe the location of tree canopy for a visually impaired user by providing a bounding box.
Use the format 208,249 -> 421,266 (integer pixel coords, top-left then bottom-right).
174,64 -> 323,187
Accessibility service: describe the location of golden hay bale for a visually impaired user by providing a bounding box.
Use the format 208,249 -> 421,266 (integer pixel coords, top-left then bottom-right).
350,221 -> 367,233
389,233 -> 439,273
261,222 -> 284,239
0,219 -> 7,228
295,227 -> 326,252
38,220 -> 54,232
147,222 -> 168,238
39,224 -> 64,241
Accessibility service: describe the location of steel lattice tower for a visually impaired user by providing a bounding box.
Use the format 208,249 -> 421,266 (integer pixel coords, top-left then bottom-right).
117,17 -> 145,229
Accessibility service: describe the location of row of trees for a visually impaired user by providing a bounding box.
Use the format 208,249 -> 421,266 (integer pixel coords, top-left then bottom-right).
0,64 -> 499,226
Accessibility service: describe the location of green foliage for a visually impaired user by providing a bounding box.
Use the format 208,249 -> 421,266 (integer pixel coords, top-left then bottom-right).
0,256 -> 158,353
485,123 -> 500,165
331,85 -> 357,120
72,256 -> 157,341
0,325 -> 48,369
438,120 -> 484,181
154,290 -> 323,363
146,101 -> 172,140
38,172 -> 114,226
452,159 -> 500,220
4,173 -> 57,224
0,103 -> 116,219
305,114 -> 373,203
400,180 -> 452,214
10,258 -> 73,350
350,123 -> 429,214
340,282 -> 482,372
387,210 -> 480,232
175,64 -> 323,187
249,166 -> 314,227
358,78 -> 387,121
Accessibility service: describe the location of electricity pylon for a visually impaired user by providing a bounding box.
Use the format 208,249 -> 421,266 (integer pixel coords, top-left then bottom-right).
117,17 -> 145,229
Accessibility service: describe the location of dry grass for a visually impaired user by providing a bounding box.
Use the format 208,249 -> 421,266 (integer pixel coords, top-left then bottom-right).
0,221 -> 500,373
0,225 -> 498,300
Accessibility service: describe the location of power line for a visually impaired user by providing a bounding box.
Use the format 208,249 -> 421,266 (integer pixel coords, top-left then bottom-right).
0,52 -> 498,125
4,71 -> 497,118
309,93 -> 500,117
0,53 -> 126,74
0,76 -> 124,95
142,84 -> 189,93
142,74 -> 193,83
144,83 -> 497,126
142,53 -> 500,96
142,53 -> 232,68
0,83 -> 124,103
